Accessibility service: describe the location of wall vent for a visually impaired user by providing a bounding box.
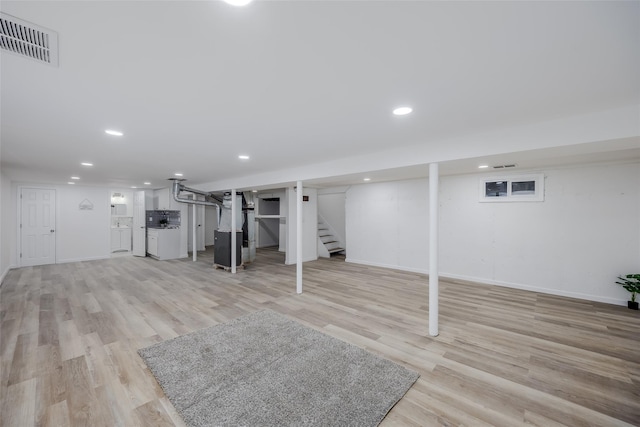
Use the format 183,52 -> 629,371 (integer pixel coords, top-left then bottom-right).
0,13 -> 58,66
493,164 -> 517,169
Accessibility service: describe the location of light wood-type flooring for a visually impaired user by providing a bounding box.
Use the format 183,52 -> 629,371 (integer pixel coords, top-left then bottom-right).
1,247 -> 639,426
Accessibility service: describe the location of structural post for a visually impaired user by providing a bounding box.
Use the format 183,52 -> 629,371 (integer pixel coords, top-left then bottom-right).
296,180 -> 303,294
429,163 -> 439,337
192,202 -> 197,262
231,189 -> 237,274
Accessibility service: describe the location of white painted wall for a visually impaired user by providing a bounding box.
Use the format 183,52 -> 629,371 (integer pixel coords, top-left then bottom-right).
318,189 -> 347,250
345,161 -> 640,305
0,170 -> 14,283
285,186 -> 318,264
10,183 -> 112,265
346,179 -> 429,272
58,186 -> 111,262
257,219 -> 280,248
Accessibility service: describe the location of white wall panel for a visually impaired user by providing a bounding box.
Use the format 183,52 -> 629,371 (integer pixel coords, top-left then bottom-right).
346,179 -> 429,272
56,186 -> 111,263
345,162 -> 640,304
285,186 -> 318,264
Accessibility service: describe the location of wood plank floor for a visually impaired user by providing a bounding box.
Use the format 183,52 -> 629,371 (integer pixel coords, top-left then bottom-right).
1,247 -> 639,426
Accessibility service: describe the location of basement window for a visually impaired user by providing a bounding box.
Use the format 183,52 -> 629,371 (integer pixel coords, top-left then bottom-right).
479,173 -> 544,202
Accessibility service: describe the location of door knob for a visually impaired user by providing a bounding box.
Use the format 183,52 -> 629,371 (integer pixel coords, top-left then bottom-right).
50,229 -> 55,233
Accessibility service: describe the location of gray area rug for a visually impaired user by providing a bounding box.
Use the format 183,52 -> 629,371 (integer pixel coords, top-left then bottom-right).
138,309 -> 419,426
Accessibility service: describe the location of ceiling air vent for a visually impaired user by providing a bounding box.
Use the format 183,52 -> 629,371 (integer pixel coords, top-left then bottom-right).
493,164 -> 517,169
0,13 -> 58,66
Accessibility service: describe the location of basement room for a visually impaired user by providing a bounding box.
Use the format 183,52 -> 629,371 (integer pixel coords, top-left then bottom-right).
1,1 -> 638,426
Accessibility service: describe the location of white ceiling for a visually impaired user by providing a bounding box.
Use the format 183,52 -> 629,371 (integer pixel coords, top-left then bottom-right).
1,1 -> 639,191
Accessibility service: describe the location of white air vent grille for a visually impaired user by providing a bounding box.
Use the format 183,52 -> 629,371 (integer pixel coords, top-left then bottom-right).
0,13 -> 58,66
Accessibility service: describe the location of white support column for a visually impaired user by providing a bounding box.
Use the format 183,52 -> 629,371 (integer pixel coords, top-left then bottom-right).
296,180 -> 303,294
231,189 -> 237,274
429,163 -> 439,337
192,202 -> 197,262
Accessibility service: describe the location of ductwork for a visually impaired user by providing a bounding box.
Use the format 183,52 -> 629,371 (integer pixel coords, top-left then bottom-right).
169,178 -> 255,265
170,179 -> 223,209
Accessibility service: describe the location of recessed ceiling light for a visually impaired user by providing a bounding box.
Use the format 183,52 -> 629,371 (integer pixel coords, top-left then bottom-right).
71,176 -> 80,180
252,190 -> 258,193
81,162 -> 93,166
175,173 -> 183,177
131,186 -> 137,189
238,155 -> 250,160
144,182 -> 151,185
478,165 -> 489,169
224,0 -> 253,6
363,178 -> 371,181
393,107 -> 412,116
105,129 -> 123,136
67,181 -> 75,185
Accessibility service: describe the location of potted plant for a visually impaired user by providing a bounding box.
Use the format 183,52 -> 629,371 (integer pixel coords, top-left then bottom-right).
616,274 -> 640,310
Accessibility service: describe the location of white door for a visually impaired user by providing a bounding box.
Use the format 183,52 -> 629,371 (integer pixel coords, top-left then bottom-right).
197,205 -> 205,251
204,206 -> 217,246
132,190 -> 146,257
188,203 -> 205,252
20,188 -> 56,266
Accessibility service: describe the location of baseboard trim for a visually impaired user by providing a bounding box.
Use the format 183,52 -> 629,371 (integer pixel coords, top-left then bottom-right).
345,258 -> 428,274
439,272 -> 626,306
344,258 -> 626,306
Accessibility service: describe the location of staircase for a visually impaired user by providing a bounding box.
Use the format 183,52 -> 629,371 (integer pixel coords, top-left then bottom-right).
317,219 -> 344,258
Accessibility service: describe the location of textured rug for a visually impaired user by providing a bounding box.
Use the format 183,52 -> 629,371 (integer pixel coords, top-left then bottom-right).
138,309 -> 419,427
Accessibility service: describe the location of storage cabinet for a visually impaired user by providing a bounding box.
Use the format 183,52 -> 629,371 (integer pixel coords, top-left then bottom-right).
154,187 -> 181,211
147,232 -> 158,257
111,228 -> 132,252
147,228 -> 180,260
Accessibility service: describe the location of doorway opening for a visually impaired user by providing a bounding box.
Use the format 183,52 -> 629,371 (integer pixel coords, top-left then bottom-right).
255,196 -> 284,251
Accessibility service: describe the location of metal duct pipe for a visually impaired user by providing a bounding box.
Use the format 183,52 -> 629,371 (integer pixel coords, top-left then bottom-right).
170,179 -> 222,209
170,179 -> 221,262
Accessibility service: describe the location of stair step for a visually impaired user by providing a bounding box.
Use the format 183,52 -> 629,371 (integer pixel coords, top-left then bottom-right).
325,241 -> 341,251
318,220 -> 343,254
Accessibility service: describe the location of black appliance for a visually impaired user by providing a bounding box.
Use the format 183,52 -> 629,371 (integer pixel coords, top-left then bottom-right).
214,231 -> 242,267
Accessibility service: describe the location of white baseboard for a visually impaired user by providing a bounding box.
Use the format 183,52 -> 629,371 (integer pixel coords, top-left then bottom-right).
345,258 -> 428,274
345,258 -> 626,306
440,271 -> 626,306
